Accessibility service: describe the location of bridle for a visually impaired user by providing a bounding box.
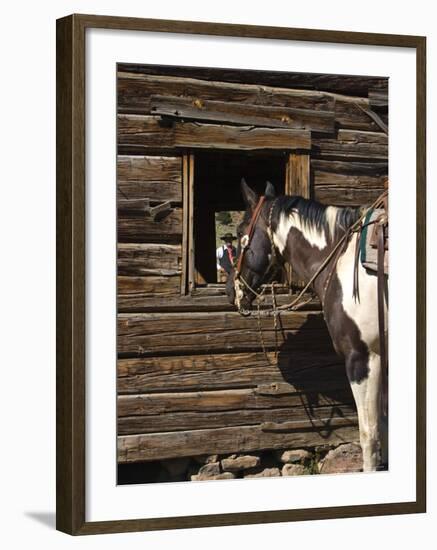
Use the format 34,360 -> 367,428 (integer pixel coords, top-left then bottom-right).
234,196 -> 280,313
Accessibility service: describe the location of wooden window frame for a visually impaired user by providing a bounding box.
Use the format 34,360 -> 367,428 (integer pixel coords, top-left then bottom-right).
181,150 -> 311,296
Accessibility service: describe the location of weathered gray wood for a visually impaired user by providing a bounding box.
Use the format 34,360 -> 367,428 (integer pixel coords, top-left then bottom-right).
118,386 -> 354,418
117,350 -> 344,393
117,420 -> 359,462
118,275 -> 181,301
118,403 -> 357,435
311,159 -> 388,176
117,292 -> 320,313
117,243 -> 181,276
118,64 -> 387,96
117,155 -> 182,181
314,186 -> 385,207
335,99 -> 388,131
313,171 -> 387,189
118,72 -> 335,113
118,185 -> 181,206
150,95 -> 335,133
118,115 -> 311,152
368,89 -> 388,110
117,310 -> 334,356
312,130 -> 388,161
118,208 -> 182,243
117,155 -> 182,204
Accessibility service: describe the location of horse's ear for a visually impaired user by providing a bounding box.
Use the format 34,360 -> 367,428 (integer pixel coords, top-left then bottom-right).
265,181 -> 276,199
241,178 -> 258,209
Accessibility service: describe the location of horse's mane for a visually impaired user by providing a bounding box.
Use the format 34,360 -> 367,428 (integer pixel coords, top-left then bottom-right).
275,195 -> 361,240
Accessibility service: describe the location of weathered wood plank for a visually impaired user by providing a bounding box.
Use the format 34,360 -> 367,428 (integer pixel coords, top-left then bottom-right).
313,171 -> 387,189
118,276 -> 181,301
117,243 -> 182,277
117,420 -> 359,462
118,208 -> 182,243
117,292 -> 320,313
118,403 -> 357,435
118,64 -> 387,96
117,311 -> 333,355
118,115 -> 311,152
312,130 -> 388,161
368,89 -> 388,110
311,159 -> 388,176
117,155 -> 182,181
314,186 -> 385,207
335,99 -> 388,131
117,350 -> 343,393
117,155 -> 182,204
118,386 -> 354,418
150,95 -> 335,133
118,72 -> 335,114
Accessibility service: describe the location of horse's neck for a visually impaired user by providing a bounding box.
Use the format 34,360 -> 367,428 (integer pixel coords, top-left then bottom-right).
274,208 -> 351,299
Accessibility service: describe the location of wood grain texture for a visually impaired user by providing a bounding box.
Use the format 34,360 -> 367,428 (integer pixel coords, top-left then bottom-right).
334,98 -> 388,131
117,349 -> 341,393
118,115 -> 311,152
150,94 -> 335,133
117,243 -> 181,277
118,419 -> 359,462
118,404 -> 357,435
117,311 -> 334,356
119,63 -> 388,96
118,386 -> 354,417
118,72 -> 335,114
118,275 -> 181,302
117,292 -> 320,313
118,208 -> 182,243
312,130 -> 388,161
314,185 -> 385,206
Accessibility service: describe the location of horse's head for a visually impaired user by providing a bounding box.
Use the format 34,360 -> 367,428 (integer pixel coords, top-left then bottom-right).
228,179 -> 279,315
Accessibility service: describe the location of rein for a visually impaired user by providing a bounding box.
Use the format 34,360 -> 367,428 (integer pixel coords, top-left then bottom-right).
235,190 -> 388,315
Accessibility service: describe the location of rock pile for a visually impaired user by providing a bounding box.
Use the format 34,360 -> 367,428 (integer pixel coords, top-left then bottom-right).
125,443 -> 365,483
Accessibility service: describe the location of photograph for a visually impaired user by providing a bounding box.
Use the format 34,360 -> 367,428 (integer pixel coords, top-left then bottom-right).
116,62 -> 389,485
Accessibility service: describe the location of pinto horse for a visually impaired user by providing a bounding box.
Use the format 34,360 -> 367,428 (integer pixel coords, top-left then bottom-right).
228,179 -> 388,472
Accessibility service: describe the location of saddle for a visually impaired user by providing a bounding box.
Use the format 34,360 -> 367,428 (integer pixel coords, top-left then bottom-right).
360,207 -> 389,275
353,189 -> 389,414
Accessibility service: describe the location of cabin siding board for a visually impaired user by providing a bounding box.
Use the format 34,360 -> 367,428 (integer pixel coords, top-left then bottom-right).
116,67 -> 387,463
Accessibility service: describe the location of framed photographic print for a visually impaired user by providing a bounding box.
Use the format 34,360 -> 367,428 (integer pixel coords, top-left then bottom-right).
56,14 -> 426,535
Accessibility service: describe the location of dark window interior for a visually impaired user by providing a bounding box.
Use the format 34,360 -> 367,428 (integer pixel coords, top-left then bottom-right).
194,151 -> 286,285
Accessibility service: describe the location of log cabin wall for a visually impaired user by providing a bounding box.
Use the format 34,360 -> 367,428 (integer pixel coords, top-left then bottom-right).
116,64 -> 388,467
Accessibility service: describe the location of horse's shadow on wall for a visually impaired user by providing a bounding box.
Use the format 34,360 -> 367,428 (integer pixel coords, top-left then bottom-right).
274,313 -> 357,440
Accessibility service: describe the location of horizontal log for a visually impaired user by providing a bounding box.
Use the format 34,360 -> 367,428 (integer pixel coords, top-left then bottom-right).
117,419 -> 359,462
311,159 -> 388,176
314,186 -> 385,207
117,311 -> 334,356
312,130 -> 388,161
118,208 -> 182,243
118,403 -> 357,435
117,292 -> 321,313
118,72 -> 335,114
118,64 -> 387,96
313,171 -> 387,189
150,95 -> 335,133
118,276 -> 181,301
118,243 -> 182,276
368,89 -> 388,110
117,155 -> 182,204
118,386 -> 354,418
117,350 -> 343,393
118,115 -> 311,152
335,99 -> 388,131
118,154 -> 182,181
